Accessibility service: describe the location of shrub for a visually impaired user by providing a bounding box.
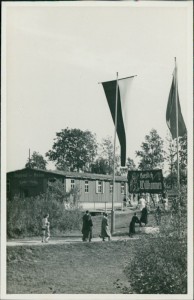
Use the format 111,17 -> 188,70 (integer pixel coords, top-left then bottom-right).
122,185 -> 187,294
124,236 -> 187,294
7,182 -> 83,238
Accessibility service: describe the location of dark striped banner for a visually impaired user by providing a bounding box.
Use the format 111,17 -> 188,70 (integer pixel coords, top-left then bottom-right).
102,76 -> 135,166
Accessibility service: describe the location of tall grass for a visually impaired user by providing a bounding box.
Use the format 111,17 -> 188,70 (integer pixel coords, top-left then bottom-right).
7,181 -> 83,238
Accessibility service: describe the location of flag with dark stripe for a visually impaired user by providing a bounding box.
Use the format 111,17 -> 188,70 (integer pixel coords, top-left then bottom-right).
102,77 -> 135,166
166,70 -> 187,139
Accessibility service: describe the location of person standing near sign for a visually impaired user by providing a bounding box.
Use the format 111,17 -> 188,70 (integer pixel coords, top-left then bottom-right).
162,193 -> 169,211
139,195 -> 146,211
129,213 -> 140,237
140,205 -> 148,226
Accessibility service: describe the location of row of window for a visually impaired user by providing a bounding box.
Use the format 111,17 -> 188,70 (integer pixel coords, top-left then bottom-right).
7,178 -> 126,194
70,179 -> 125,194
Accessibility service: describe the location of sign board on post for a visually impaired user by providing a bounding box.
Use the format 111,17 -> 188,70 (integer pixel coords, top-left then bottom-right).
127,169 -> 164,194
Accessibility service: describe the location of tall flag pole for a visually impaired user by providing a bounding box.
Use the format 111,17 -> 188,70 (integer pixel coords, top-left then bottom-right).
166,58 -> 187,198
100,73 -> 136,234
110,72 -> 119,234
175,58 -> 180,196
29,149 -> 31,168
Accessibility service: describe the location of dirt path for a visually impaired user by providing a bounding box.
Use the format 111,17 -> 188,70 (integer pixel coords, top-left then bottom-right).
7,235 -> 139,247
7,226 -> 159,247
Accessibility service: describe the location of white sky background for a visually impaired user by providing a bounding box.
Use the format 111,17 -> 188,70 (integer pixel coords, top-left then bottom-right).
5,2 -> 192,173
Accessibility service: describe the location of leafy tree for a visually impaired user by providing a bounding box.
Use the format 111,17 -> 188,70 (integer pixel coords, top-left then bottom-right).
164,133 -> 187,187
164,133 -> 177,188
92,136 -> 120,175
46,128 -> 97,172
47,179 -> 69,203
126,157 -> 136,170
47,179 -> 81,207
136,129 -> 165,170
179,133 -> 187,172
25,151 -> 47,170
91,157 -> 109,174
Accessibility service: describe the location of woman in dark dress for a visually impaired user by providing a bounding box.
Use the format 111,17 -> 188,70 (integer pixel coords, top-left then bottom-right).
129,213 -> 140,237
140,206 -> 148,226
82,210 -> 93,242
100,213 -> 111,241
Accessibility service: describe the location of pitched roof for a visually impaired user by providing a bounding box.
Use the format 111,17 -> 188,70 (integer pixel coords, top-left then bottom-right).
7,168 -> 127,182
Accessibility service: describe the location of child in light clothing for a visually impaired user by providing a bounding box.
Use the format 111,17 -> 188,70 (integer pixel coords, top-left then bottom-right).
41,214 -> 50,243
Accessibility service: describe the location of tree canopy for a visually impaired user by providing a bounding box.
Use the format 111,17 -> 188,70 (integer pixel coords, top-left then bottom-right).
165,133 -> 187,187
136,129 -> 165,170
45,128 -> 97,172
126,157 -> 136,170
25,151 -> 47,170
91,136 -> 120,174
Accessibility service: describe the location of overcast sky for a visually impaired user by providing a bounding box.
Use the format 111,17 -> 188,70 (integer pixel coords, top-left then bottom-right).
4,2 -> 192,173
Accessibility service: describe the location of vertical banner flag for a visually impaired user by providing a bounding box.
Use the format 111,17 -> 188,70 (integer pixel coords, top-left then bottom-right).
102,76 -> 135,166
166,69 -> 187,139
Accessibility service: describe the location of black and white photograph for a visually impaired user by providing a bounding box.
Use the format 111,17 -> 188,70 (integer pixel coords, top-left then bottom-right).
1,1 -> 193,299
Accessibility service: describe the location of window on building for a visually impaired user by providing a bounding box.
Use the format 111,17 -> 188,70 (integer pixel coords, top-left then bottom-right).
85,181 -> 89,193
98,181 -> 103,193
71,179 -> 75,190
110,182 -> 113,193
96,180 -> 104,193
121,182 -> 125,194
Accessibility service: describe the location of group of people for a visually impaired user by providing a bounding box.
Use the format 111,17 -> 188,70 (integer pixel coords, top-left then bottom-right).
82,210 -> 111,242
129,206 -> 148,237
41,210 -> 112,243
129,193 -> 169,237
41,193 -> 168,242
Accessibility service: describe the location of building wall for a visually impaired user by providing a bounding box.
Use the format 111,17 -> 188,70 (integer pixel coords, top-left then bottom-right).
66,178 -> 125,203
7,168 -> 64,200
7,168 -> 127,210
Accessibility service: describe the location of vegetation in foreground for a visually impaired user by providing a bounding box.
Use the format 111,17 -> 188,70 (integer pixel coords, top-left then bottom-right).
7,241 -> 135,294
7,205 -> 187,295
123,236 -> 187,294
7,234 -> 187,294
7,180 -> 83,238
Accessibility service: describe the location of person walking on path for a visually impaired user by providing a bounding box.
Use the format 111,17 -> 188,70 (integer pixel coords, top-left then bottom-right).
82,210 -> 92,242
140,205 -> 148,227
129,213 -> 140,237
41,213 -> 50,243
100,213 -> 111,241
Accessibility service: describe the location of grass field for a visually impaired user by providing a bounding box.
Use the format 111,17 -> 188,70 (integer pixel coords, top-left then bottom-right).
6,210 -> 151,294
7,240 -> 137,294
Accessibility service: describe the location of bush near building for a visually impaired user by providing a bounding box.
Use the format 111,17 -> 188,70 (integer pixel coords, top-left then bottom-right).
7,180 -> 83,238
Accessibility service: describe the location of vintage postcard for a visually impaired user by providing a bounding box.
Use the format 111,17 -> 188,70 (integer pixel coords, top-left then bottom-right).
1,1 -> 193,299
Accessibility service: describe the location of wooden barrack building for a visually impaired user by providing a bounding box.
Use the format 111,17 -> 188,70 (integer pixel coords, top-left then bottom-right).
7,168 -> 128,210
